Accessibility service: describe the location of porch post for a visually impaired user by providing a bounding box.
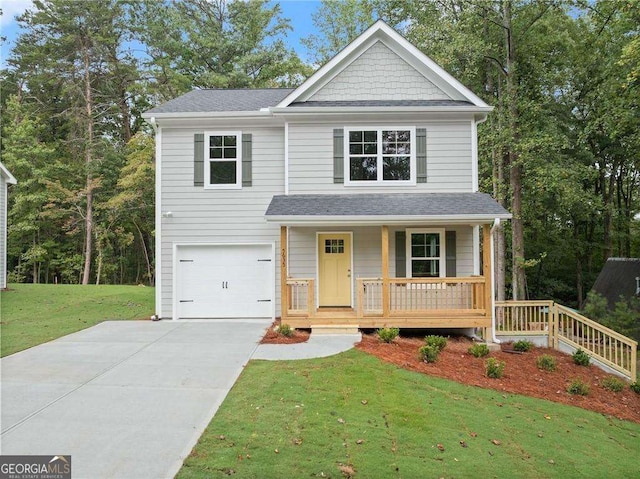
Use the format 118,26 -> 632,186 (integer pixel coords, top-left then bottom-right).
382,225 -> 390,318
280,225 -> 288,322
482,224 -> 492,339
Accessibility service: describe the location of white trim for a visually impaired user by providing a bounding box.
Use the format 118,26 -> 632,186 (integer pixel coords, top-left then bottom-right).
270,106 -> 492,115
405,228 -> 446,278
315,231 -> 354,308
343,126 -> 416,186
471,120 -> 478,192
266,214 -> 512,227
2,182 -> 7,289
284,121 -> 289,195
203,131 -> 243,190
153,122 -> 162,318
0,162 -> 17,185
142,111 -> 273,120
173,242 -> 276,321
276,20 -> 490,108
472,225 -> 480,275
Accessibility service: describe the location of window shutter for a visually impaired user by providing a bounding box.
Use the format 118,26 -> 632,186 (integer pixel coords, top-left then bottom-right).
242,133 -> 252,187
333,128 -> 344,184
445,230 -> 456,277
194,133 -> 204,187
416,128 -> 427,183
395,231 -> 406,278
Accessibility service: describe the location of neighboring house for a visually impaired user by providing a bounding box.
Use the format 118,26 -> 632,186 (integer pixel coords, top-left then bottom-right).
143,20 -> 511,332
590,257 -> 640,309
0,161 -> 17,289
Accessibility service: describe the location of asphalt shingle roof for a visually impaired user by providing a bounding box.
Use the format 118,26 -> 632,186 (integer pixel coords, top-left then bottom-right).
146,88 -> 294,114
265,193 -> 510,218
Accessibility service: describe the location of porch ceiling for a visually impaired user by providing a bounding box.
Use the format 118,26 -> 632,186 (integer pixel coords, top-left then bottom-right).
265,192 -> 511,226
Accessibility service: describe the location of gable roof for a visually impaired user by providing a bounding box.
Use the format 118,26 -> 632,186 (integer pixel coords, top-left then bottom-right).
145,88 -> 293,114
0,161 -> 16,185
276,20 -> 490,109
590,258 -> 640,308
265,193 -> 511,226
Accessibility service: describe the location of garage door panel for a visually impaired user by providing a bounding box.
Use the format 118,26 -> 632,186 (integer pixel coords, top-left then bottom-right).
177,244 -> 273,319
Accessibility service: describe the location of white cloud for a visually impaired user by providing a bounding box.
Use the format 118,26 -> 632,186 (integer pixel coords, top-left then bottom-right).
1,0 -> 34,27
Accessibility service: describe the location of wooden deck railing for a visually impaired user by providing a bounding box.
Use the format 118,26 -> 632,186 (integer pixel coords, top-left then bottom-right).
358,277 -> 486,316
496,301 -> 637,381
286,278 -> 314,317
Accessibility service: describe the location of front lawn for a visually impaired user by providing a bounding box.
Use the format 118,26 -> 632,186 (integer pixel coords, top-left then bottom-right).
1,283 -> 154,357
178,349 -> 640,479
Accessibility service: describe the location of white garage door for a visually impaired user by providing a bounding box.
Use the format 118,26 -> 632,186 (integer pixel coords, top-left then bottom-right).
176,244 -> 273,319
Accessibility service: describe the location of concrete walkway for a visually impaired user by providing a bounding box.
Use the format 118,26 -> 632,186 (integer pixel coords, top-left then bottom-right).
0,319 -> 270,479
252,333 -> 362,360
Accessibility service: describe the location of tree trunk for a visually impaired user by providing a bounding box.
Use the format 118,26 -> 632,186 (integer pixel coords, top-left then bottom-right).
503,0 -> 526,300
133,220 -> 153,286
81,42 -> 94,285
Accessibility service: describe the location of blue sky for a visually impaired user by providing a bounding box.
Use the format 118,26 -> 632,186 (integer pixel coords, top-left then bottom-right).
1,0 -> 322,66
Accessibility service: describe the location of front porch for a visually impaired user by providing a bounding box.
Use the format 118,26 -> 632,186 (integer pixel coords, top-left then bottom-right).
280,224 -> 494,330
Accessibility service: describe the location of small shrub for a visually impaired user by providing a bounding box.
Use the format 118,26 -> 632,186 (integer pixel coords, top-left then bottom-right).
572,349 -> 590,366
536,354 -> 557,372
513,340 -> 534,352
567,379 -> 590,395
276,323 -> 294,337
419,345 -> 440,363
377,327 -> 400,343
630,382 -> 640,394
468,343 -> 490,358
485,358 -> 505,379
601,376 -> 625,393
425,335 -> 447,352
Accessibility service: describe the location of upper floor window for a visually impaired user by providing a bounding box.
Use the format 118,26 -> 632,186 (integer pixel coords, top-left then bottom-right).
344,127 -> 416,186
205,131 -> 242,189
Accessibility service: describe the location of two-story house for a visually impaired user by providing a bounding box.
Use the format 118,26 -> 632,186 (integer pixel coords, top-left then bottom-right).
143,21 -> 511,336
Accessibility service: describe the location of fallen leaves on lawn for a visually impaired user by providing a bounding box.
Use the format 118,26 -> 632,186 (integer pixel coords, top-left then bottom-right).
460,440 -> 468,448
337,418 -> 346,424
338,463 -> 355,478
356,439 -> 365,445
491,439 -> 502,446
437,443 -> 445,452
218,435 -> 226,440
292,438 -> 303,446
470,431 -> 478,437
361,400 -> 368,405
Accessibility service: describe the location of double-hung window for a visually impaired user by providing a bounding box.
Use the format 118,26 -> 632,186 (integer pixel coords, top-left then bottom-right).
205,131 -> 242,189
406,229 -> 445,278
345,127 -> 416,185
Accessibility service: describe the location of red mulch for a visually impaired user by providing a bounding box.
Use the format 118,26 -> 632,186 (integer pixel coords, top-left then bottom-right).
260,321 -> 310,344
356,334 -> 640,424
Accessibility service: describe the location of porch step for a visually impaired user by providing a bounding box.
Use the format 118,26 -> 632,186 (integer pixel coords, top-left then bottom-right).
311,324 -> 360,335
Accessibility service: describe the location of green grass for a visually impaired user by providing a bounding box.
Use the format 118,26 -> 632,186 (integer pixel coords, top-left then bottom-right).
1,283 -> 154,357
178,350 -> 640,479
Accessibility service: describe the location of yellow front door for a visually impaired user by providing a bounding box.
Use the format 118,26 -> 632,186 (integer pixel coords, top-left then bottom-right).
318,233 -> 352,307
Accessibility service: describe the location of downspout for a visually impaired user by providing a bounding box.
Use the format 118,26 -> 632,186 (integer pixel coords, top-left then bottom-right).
149,117 -> 162,320
490,218 -> 501,343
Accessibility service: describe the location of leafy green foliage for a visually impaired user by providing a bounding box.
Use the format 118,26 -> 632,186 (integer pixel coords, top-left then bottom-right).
584,292 -> 640,344
567,379 -> 590,396
276,323 -> 294,338
468,343 -> 490,358
513,340 -> 534,352
536,355 -> 557,372
630,382 -> 640,394
601,376 -> 625,393
418,345 -> 439,363
376,327 -> 399,343
572,349 -> 591,367
485,358 -> 505,379
424,335 -> 447,352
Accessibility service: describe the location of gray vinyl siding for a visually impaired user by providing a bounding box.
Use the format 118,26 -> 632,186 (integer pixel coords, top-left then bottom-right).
288,225 -> 474,289
288,122 -> 473,194
0,178 -> 6,289
160,127 -> 284,318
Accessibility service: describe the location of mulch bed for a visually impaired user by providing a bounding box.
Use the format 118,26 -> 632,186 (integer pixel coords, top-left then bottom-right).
356,333 -> 640,424
260,321 -> 310,344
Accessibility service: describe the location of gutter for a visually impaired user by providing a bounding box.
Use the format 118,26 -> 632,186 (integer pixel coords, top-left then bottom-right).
490,218 -> 501,344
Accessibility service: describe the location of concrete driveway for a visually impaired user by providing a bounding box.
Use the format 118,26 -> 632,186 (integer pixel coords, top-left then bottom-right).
0,319 -> 270,479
